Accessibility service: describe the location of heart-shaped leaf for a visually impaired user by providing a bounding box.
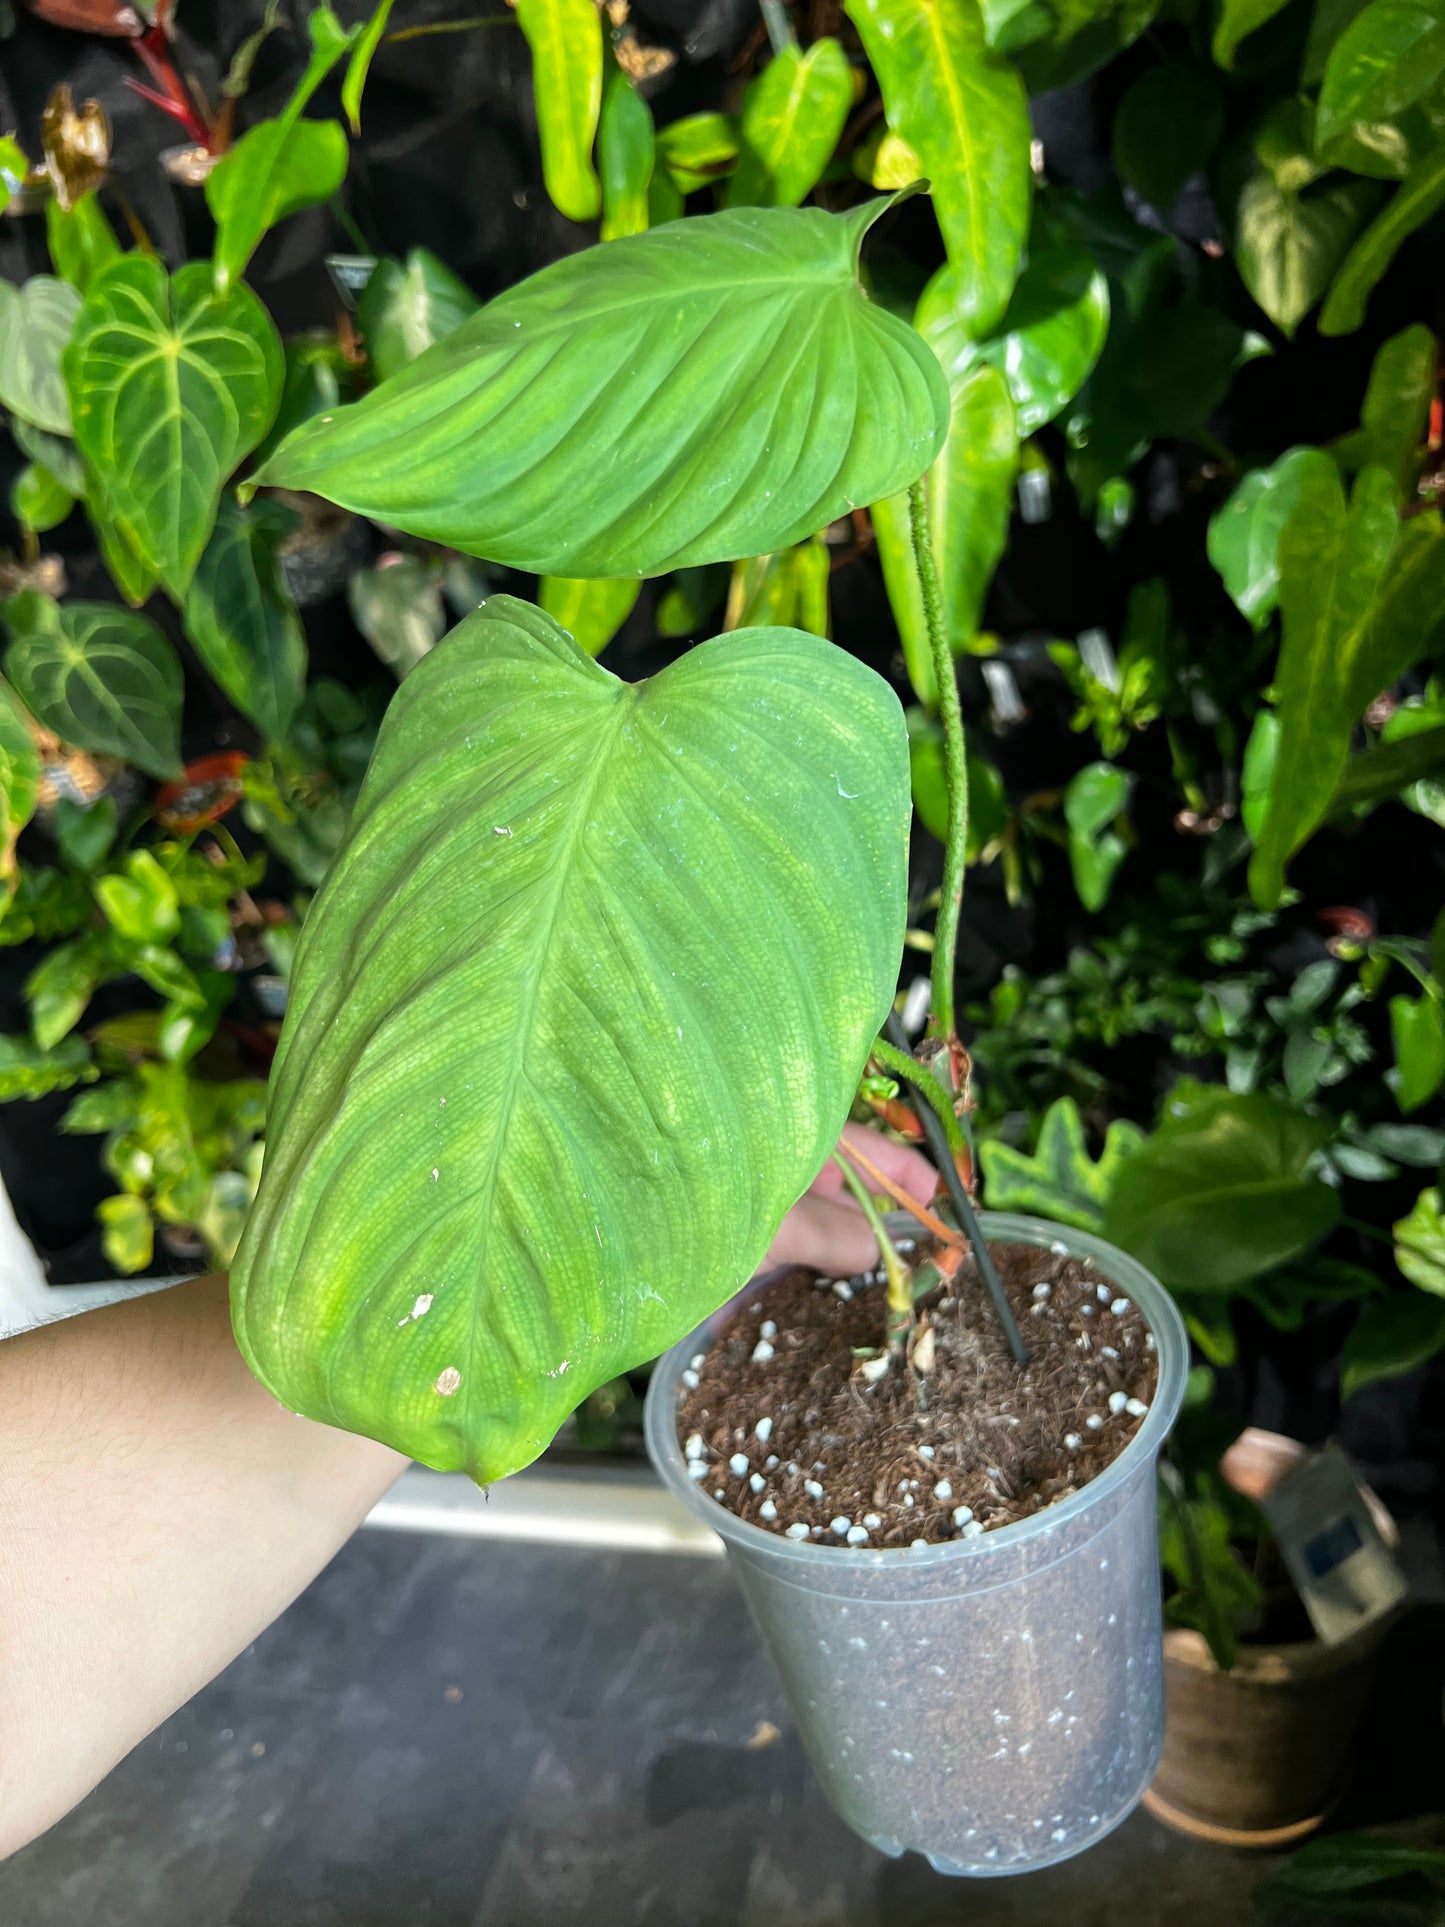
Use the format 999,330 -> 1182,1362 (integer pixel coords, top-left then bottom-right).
185,497 -> 308,741
1233,143 -> 1382,337
230,596 -> 909,1482
65,256 -> 283,599
357,249 -> 479,383
0,274 -> 81,435
516,0 -> 603,222
251,200 -> 949,578
725,38 -> 854,210
2,591 -> 184,779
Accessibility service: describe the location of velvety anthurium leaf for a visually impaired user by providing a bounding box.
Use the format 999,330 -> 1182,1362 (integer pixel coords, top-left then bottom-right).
250,200 -> 949,579
230,597 -> 910,1482
979,1096 -> 1144,1232
1,590 -> 184,779
184,497 -> 308,741
0,274 -> 81,436
65,256 -> 283,599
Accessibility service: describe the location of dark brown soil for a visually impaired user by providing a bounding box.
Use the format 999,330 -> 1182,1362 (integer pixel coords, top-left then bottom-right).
676,1240 -> 1160,1549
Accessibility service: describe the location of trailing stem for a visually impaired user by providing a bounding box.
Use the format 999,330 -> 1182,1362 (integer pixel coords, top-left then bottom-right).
907,477 -> 967,1044
831,1152 -> 913,1356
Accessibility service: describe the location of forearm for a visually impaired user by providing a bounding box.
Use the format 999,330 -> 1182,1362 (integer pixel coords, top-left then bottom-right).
0,1274 -> 405,1858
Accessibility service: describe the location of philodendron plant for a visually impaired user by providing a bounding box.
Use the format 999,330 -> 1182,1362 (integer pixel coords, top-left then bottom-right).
229,192 -> 979,1484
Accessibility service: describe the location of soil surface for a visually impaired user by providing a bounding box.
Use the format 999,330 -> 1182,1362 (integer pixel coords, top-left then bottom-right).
676,1240 -> 1160,1549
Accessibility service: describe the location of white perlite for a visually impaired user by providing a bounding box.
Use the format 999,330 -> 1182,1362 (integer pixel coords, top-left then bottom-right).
754,1416 -> 773,1443
751,1340 -> 775,1363
829,1516 -> 852,1536
952,1505 -> 974,1527
846,1525 -> 869,1546
759,1499 -> 777,1520
1108,1392 -> 1128,1416
1111,1297 -> 1132,1316
1126,1396 -> 1149,1417
785,1522 -> 810,1540
729,1453 -> 749,1476
933,1480 -> 953,1500
760,1319 -> 778,1340
1086,1414 -> 1104,1431
749,1473 -> 765,1493
1064,1432 -> 1082,1451
804,1478 -> 825,1500
684,1432 -> 705,1459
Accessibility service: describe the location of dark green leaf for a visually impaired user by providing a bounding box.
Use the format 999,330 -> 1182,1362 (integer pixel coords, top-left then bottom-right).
1104,1088 -> 1340,1292
0,677 -> 39,910
44,190 -> 121,295
1354,322 -> 1437,497
11,461 -> 75,534
342,0 -> 394,134
0,1031 -> 94,1101
253,201 -> 949,579
1261,1834 -> 1445,1904
656,565 -> 727,638
1329,719 -> 1445,816
516,0 -> 603,222
231,597 -> 910,1481
185,496 -> 308,740
538,577 -> 640,657
1113,64 -> 1224,209
846,0 -> 1032,335
725,38 -> 853,210
598,50 -> 654,242
0,274 -> 80,434
55,792 -> 116,871
357,249 -> 480,383
1321,146 -> 1445,333
65,256 -> 283,599
1316,0 -> 1445,155
253,332 -> 350,467
979,1096 -> 1144,1230
1343,1286 -> 1445,1398
1159,1480 -> 1263,1669
2,592 -> 184,779
1214,0 -> 1294,65
1208,446 -> 1338,627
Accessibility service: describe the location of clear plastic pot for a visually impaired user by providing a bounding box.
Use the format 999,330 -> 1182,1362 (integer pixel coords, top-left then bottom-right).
645,1212 -> 1188,1876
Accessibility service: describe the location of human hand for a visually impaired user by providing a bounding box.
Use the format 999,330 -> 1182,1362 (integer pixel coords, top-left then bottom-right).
760,1123 -> 940,1277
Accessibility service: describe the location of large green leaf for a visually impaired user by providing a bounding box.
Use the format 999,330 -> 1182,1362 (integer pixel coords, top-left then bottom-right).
725,39 -> 854,210
979,1096 -> 1144,1231
538,577 -> 641,657
516,0 -> 603,222
1320,146 -> 1445,333
1104,1089 -> 1340,1293
65,257 -> 283,600
1207,446 -> 1338,627
0,275 -> 81,435
251,201 -> 949,579
598,49 -> 654,242
205,7 -> 358,293
230,597 -> 910,1481
1250,472 -> 1445,906
846,0 -> 1032,335
1316,0 -> 1445,154
0,678 -> 40,913
357,249 -> 479,383
1,592 -> 183,780
184,497 -> 308,742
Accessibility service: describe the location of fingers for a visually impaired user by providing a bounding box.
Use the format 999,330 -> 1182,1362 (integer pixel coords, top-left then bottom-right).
761,1194 -> 881,1277
809,1121 -> 941,1206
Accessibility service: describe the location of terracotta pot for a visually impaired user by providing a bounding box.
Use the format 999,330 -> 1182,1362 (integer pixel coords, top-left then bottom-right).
1143,1428 -> 1394,1847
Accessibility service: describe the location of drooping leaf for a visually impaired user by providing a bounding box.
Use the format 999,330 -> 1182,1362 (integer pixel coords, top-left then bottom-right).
1,592 -> 184,779
516,0 -> 603,222
1394,1187 -> 1445,1296
1207,446 -> 1338,627
341,0 -> 395,134
0,274 -> 81,435
1064,760 -> 1134,910
1320,146 -> 1445,334
0,1031 -> 95,1101
44,189 -> 121,295
205,7 -> 358,293
184,497 -> 308,741
846,0 -> 1032,336
0,679 -> 40,912
725,38 -> 854,210
252,201 -> 949,579
655,112 -> 739,195
1104,1088 -> 1340,1292
230,597 -> 910,1483
347,556 -> 446,679
1214,0 -> 1295,66
1316,0 -> 1445,156
1112,64 -> 1224,210
11,461 -> 76,534
65,256 -> 283,599
979,1097 -> 1144,1230
598,49 -> 654,241
357,249 -> 480,383
538,577 -> 640,656
1391,992 -> 1445,1111
1250,473 -> 1445,906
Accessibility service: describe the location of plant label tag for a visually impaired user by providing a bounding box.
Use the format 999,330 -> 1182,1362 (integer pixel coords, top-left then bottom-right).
324,254 -> 378,309
1260,1443 -> 1407,1646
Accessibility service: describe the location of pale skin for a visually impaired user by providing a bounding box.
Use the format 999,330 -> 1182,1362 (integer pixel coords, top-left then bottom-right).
0,1123 -> 936,1859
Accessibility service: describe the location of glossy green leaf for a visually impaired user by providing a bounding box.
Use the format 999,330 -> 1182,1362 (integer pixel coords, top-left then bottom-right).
87,487 -> 159,608
11,461 -> 76,534
342,0 -> 395,133
65,257 -> 283,599
1250,474 -> 1445,906
2,592 -> 183,779
1065,760 -> 1133,910
1233,145 -> 1381,336
185,497 -> 308,741
230,597 -> 910,1482
1112,65 -> 1224,210
347,556 -> 446,679
0,1032 -> 95,1102
1351,321 -> 1437,496
0,275 -> 81,435
1105,1089 -> 1340,1292
1214,0 -> 1294,66
1316,0 -> 1445,154
357,249 -> 480,383
253,201 -> 949,579
538,577 -> 640,656
0,679 -> 40,911
517,0 -> 603,222
726,38 -> 853,210
1391,991 -> 1445,1110
1207,445 -> 1338,627
1343,1286 -> 1445,1398
979,1096 -> 1144,1231
45,191 -> 121,295
656,112 -> 739,195
1320,146 -> 1445,333
846,0 -> 1032,335
1395,1186 -> 1445,1293
598,51 -> 654,242
205,7 -> 358,293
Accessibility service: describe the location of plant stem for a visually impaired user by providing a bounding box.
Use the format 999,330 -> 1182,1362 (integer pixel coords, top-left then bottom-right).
759,0 -> 798,53
832,1154 -> 912,1355
907,477 -> 967,1042
834,1135 -> 963,1248
870,1036 -> 968,1160
882,1011 -> 1030,1367
384,13 -> 513,42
